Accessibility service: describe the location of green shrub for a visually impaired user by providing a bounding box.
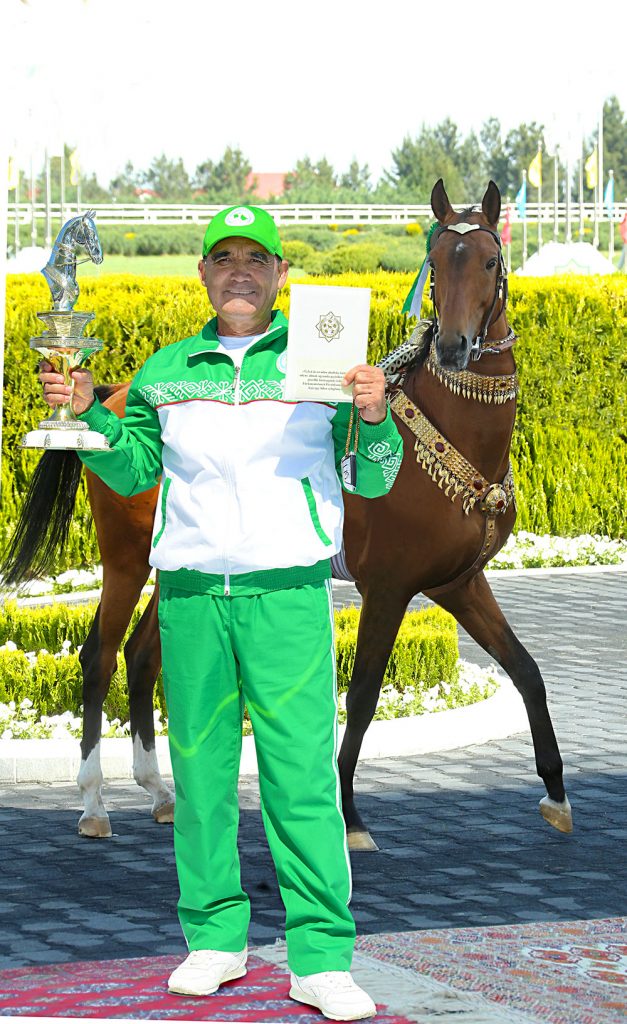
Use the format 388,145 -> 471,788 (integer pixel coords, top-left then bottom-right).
282,240 -> 317,266
3,272 -> 626,564
0,601 -> 457,720
336,605 -> 458,693
379,243 -> 422,273
320,244 -> 384,274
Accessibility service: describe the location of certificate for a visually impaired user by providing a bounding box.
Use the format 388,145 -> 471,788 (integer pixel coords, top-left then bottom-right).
283,283 -> 371,402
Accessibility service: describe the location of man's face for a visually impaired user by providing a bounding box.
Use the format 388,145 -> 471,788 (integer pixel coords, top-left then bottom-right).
198,237 -> 289,330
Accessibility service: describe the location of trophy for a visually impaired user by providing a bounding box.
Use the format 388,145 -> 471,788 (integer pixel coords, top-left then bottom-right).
21,210 -> 110,451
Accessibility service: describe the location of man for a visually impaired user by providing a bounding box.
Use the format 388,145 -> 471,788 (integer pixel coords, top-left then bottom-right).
39,205 -> 404,1021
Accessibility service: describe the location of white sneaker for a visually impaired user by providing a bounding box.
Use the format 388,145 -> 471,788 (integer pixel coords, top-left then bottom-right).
168,947 -> 247,996
290,970 -> 377,1020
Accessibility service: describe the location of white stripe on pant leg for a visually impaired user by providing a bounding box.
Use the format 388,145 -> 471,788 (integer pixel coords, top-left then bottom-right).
325,578 -> 353,904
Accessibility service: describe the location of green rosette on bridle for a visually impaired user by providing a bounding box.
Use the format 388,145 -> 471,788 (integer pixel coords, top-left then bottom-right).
402,222 -> 439,316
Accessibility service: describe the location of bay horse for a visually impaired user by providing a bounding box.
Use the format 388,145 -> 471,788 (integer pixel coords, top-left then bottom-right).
1,180 -> 572,844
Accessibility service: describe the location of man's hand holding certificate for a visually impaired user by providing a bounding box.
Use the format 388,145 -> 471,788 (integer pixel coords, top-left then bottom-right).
284,284 -> 386,423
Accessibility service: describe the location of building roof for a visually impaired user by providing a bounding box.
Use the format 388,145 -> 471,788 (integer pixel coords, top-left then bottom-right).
245,172 -> 287,199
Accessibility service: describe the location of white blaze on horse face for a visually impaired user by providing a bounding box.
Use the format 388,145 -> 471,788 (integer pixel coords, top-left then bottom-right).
77,742 -> 108,821
455,241 -> 466,257
132,734 -> 175,814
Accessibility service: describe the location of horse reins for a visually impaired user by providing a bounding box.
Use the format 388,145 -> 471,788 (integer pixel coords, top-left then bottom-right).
428,222 -> 512,359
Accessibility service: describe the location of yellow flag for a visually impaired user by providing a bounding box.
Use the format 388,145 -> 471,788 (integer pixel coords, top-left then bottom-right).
528,149 -> 542,189
585,147 -> 598,190
69,149 -> 80,186
7,156 -> 18,190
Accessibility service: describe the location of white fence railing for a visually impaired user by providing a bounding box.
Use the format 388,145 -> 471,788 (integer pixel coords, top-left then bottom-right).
7,201 -> 626,228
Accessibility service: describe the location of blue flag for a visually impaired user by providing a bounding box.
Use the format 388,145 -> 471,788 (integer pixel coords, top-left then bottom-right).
515,180 -> 527,219
604,176 -> 614,217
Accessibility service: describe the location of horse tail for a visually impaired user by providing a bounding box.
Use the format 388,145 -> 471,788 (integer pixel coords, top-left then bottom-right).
0,384 -> 124,586
0,451 -> 84,586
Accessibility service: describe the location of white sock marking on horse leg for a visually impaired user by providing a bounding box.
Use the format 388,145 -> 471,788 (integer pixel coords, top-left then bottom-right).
77,742 -> 108,820
133,734 -> 174,812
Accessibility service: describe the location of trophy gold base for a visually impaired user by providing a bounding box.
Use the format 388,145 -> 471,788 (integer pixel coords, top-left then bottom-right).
21,427 -> 111,451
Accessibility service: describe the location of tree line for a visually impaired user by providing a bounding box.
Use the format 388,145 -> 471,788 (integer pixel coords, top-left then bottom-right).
21,96 -> 627,208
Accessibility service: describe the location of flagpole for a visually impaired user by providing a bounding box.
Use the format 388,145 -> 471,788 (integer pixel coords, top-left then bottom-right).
60,146 -> 65,228
14,170 -> 20,256
598,102 -> 604,243
45,149 -> 52,248
537,140 -> 543,252
578,139 -> 584,241
593,178 -> 599,249
565,151 -> 572,244
522,169 -> 528,269
30,156 -> 37,248
553,149 -> 559,241
608,169 -> 614,263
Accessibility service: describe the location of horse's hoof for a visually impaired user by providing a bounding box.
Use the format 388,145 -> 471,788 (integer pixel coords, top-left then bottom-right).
347,828 -> 379,852
78,815 -> 112,839
152,801 -> 174,824
539,795 -> 573,833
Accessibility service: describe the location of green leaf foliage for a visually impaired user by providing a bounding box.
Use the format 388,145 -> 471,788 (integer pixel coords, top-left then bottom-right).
2,271 -> 626,576
0,602 -> 457,720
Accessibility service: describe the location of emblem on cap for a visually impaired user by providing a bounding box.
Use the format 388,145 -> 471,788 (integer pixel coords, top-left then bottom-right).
316,311 -> 344,343
225,207 -> 256,227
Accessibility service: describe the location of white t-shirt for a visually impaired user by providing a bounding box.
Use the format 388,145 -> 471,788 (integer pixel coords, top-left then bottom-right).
215,333 -> 263,359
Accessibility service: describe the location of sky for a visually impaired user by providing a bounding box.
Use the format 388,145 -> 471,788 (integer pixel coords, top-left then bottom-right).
4,0 -> 626,189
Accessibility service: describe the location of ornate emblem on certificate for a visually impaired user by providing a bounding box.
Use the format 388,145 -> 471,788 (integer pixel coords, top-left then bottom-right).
316,311 -> 344,343
284,284 -> 370,402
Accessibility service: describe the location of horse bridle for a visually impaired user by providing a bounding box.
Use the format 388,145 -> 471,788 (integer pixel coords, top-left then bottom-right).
428,223 -> 511,360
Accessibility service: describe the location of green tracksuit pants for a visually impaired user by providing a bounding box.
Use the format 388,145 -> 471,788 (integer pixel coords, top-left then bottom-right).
158,579 -> 355,975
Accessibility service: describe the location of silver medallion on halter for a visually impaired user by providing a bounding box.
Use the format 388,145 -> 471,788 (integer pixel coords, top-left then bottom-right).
22,212 -> 110,451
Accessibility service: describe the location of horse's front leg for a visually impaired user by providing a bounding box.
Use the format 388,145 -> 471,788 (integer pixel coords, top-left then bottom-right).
338,586 -> 409,852
429,570 -> 572,833
124,585 -> 174,823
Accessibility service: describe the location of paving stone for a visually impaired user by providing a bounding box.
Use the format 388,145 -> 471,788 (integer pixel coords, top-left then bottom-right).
0,571 -> 625,968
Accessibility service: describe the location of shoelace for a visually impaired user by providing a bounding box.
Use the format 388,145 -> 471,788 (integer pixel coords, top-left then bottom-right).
186,950 -> 239,963
304,971 -> 355,990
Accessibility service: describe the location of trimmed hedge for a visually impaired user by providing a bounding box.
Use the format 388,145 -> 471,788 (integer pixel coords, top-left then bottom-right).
2,272 -> 626,571
0,600 -> 458,721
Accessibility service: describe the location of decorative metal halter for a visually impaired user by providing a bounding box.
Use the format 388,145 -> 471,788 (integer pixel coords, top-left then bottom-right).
428,222 -> 511,360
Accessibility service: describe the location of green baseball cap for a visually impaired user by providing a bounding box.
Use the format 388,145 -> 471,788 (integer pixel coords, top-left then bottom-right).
202,205 -> 283,259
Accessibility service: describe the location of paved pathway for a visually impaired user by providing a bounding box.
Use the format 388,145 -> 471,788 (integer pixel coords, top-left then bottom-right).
0,570 -> 625,970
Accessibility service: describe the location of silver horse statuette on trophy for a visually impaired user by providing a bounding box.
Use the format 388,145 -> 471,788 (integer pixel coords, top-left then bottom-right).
21,210 -> 110,450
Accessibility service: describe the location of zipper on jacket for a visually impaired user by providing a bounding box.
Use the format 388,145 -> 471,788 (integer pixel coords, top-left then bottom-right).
233,364 -> 241,405
223,361 -> 240,594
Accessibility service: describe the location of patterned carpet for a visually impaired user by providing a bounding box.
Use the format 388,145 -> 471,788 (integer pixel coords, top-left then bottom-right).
0,918 -> 625,1022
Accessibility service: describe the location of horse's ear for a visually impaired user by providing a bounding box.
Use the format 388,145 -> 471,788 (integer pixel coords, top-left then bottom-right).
481,181 -> 501,227
431,179 -> 455,224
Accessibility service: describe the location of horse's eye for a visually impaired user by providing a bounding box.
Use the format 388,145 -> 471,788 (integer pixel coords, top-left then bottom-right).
486,257 -> 498,270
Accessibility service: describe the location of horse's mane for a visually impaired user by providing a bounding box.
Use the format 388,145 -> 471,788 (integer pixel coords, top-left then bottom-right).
405,321 -> 434,374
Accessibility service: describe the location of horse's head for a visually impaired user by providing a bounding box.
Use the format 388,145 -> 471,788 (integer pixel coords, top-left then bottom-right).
77,211 -> 103,266
428,179 -> 506,371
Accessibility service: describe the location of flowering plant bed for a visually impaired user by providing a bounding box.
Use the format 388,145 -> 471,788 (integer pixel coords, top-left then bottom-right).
4,533 -> 625,602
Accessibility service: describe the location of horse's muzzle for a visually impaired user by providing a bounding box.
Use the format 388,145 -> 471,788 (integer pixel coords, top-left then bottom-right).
435,330 -> 472,371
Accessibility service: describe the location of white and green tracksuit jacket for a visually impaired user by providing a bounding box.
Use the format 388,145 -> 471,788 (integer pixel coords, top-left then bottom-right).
77,310 -> 403,596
